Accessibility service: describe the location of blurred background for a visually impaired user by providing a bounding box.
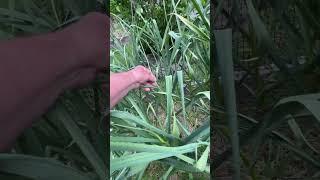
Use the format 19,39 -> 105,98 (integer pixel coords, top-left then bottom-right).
213,0 -> 320,179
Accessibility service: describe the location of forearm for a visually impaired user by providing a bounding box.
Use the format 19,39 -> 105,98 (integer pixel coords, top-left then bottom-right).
0,30 -> 81,118
110,66 -> 157,109
0,67 -> 97,152
0,73 -> 62,152
110,72 -> 136,108
0,12 -> 108,151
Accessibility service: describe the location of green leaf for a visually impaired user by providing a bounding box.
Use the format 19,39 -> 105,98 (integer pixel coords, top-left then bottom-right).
165,75 -> 173,134
111,142 -> 198,154
172,113 -> 180,138
287,116 -> 319,154
0,8 -> 53,28
111,152 -> 183,174
245,0 -> 272,53
46,101 -> 107,180
161,158 -> 207,173
126,162 -> 148,178
174,13 -> 209,41
196,91 -> 210,100
190,0 -> 209,30
182,120 -> 209,144
177,71 -> 188,129
110,136 -> 160,143
161,166 -> 174,180
195,145 -> 210,171
214,29 -> 240,179
111,110 -> 178,141
128,96 -> 148,122
64,91 -> 107,164
0,154 -> 92,180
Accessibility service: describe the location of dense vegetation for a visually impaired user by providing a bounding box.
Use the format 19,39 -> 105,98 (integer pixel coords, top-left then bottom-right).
0,0 -> 210,180
0,1 -> 107,180
213,0 -> 320,179
110,0 -> 210,179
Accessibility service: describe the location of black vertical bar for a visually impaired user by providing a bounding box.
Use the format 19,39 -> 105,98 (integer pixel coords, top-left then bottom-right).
96,0 -> 110,179
210,0 -> 214,179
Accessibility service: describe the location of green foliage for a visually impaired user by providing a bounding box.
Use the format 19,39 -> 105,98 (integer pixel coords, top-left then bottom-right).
111,0 -> 210,179
0,0 -> 211,179
110,0 -> 131,21
0,0 -> 107,179
214,29 -> 240,180
213,0 -> 320,179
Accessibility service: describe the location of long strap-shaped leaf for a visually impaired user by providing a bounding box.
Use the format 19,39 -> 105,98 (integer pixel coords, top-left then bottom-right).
165,75 -> 173,134
46,101 -> 107,179
174,13 -> 209,41
64,92 -> 107,165
274,93 -> 320,120
195,145 -> 210,172
214,93 -> 320,169
245,0 -> 272,53
111,142 -> 201,174
0,8 -> 53,28
111,110 -> 179,141
110,136 -> 160,143
111,142 -> 198,154
160,158 -> 208,173
190,0 -> 210,30
0,154 -> 92,180
111,152 -> 175,174
214,29 -> 240,180
181,119 -> 209,144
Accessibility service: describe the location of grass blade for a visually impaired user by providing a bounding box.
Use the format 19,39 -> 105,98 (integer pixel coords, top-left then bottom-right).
128,96 -> 148,122
110,136 -> 160,143
195,145 -> 210,171
245,0 -> 272,53
0,154 -> 92,180
111,110 -> 179,140
174,13 -> 209,41
112,152 -> 184,173
46,101 -> 107,179
111,142 -> 198,154
165,75 -> 173,134
190,0 -> 209,30
181,120 -> 209,144
177,70 -> 187,128
161,165 -> 174,180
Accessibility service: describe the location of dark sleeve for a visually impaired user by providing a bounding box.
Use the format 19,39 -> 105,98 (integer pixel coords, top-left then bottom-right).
0,12 -> 109,152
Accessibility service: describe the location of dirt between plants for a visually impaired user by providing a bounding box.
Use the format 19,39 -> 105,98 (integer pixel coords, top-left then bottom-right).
213,63 -> 320,178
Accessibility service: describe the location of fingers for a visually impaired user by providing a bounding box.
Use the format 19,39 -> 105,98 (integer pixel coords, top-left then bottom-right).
130,65 -> 157,84
143,68 -> 156,84
150,81 -> 158,87
128,65 -> 158,91
148,73 -> 157,83
145,67 -> 157,83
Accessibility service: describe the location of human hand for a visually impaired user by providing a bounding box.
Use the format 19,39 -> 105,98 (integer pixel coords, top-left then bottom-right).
110,66 -> 157,108
128,65 -> 157,91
